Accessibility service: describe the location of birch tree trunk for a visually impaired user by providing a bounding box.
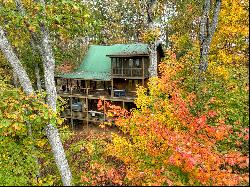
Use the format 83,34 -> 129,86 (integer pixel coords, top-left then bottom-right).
35,63 -> 42,90
0,25 -> 42,180
37,0 -> 72,185
15,0 -> 42,91
4,0 -> 73,185
146,0 -> 159,77
0,24 -> 72,186
199,0 -> 221,74
39,25 -> 72,186
0,27 -> 33,94
148,42 -> 158,77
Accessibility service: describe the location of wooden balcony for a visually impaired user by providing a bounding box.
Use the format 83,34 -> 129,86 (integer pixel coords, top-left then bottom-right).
57,88 -> 136,101
112,68 -> 148,78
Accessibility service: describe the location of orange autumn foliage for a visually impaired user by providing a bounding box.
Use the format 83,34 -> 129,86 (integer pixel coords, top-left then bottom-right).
97,56 -> 249,186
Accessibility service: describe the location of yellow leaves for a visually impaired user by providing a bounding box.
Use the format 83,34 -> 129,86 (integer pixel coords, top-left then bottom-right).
208,62 -> 229,80
99,123 -> 106,129
28,25 -> 36,33
29,114 -> 37,120
12,123 -> 21,131
134,86 -> 151,110
72,5 -> 79,12
140,28 -> 161,43
211,0 -> 249,66
215,66 -> 229,79
37,139 -> 46,148
4,113 -> 16,119
57,117 -> 64,125
86,143 -> 95,155
2,0 -> 14,6
106,133 -> 134,163
3,132 -> 9,136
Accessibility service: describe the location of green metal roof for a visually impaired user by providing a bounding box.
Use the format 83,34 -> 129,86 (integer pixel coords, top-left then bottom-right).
60,43 -> 149,81
61,71 -> 111,81
106,43 -> 149,56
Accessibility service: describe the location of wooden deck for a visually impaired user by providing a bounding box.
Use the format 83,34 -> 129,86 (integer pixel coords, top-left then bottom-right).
58,92 -> 136,102
58,90 -> 136,129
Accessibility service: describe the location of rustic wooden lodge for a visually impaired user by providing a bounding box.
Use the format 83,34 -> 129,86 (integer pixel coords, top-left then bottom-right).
55,43 -> 164,127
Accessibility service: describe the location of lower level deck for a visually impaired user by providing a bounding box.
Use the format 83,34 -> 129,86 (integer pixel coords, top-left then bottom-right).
58,92 -> 136,128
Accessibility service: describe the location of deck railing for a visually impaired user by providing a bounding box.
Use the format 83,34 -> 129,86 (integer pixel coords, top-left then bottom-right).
112,68 -> 145,77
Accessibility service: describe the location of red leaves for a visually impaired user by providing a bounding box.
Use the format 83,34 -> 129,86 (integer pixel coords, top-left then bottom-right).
81,163 -> 124,186
224,152 -> 249,168
207,110 -> 217,118
196,115 -> 207,128
100,59 -> 249,186
97,99 -> 103,110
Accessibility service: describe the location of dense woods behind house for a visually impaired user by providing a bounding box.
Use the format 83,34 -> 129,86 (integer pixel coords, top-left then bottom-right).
0,0 -> 249,186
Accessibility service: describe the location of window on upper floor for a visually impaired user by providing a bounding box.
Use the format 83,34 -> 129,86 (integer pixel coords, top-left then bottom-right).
112,58 -> 122,68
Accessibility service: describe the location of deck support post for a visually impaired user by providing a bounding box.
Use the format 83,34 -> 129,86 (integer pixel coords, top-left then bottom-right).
111,78 -> 114,97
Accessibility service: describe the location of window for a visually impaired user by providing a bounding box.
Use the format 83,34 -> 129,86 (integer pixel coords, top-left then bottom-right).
129,59 -> 133,68
135,59 -> 140,67
117,58 -> 122,68
112,58 -> 116,68
112,58 -> 122,68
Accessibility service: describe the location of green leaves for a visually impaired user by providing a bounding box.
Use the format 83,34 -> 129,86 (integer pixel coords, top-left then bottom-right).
0,81 -> 65,185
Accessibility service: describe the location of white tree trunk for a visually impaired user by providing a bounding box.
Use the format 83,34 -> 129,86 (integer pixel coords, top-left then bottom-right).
39,25 -> 72,186
199,0 -> 221,73
148,43 -> 158,77
0,24 -> 72,186
0,26 -> 33,94
146,0 -> 159,77
3,0 -> 73,184
35,61 -> 42,91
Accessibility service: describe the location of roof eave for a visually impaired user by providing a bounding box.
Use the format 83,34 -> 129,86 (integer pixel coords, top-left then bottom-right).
106,54 -> 149,57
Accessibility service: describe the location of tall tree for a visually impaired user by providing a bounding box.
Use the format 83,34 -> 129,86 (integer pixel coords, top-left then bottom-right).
0,0 -> 92,184
146,0 -> 159,77
199,0 -> 221,74
0,20 -> 72,187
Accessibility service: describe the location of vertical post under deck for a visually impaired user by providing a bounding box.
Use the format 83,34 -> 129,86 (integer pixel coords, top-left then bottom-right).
111,78 -> 114,98
103,99 -> 106,122
70,79 -> 72,95
70,96 -> 73,129
142,57 -> 145,87
86,97 -> 89,130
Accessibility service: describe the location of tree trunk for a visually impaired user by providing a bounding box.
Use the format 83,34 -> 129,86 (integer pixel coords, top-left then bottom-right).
7,0 -> 73,185
146,0 -> 159,77
35,62 -> 42,91
0,26 -> 33,94
37,1 -> 72,185
15,0 -> 42,91
39,24 -> 72,186
0,25 -> 43,181
0,24 -> 72,186
148,43 -> 158,77
199,0 -> 221,74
